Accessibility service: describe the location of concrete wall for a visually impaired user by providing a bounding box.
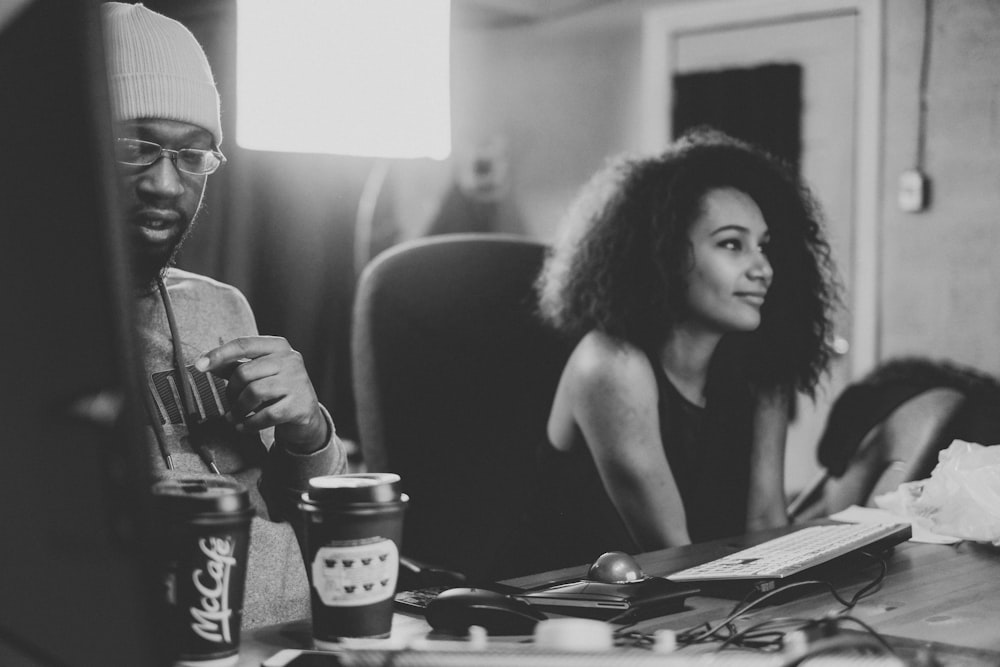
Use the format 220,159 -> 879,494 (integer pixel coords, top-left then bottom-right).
392,4 -> 649,240
880,0 -> 1000,372
397,0 -> 1000,376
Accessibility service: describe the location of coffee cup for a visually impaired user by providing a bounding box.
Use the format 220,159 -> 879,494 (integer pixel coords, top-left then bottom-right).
298,473 -> 408,647
151,477 -> 254,667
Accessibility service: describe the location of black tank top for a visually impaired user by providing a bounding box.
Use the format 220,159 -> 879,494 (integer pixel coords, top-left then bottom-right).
497,347 -> 755,578
647,350 -> 754,543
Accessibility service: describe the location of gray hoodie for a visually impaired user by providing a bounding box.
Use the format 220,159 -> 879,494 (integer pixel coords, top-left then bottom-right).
134,268 -> 346,628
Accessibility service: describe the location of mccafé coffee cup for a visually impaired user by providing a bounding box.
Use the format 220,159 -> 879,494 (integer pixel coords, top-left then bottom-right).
151,477 -> 254,667
298,473 -> 408,647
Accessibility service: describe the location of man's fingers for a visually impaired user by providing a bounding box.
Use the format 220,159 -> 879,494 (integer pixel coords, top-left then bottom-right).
228,375 -> 284,421
203,356 -> 253,381
228,356 -> 281,388
195,336 -> 288,377
238,397 -> 293,432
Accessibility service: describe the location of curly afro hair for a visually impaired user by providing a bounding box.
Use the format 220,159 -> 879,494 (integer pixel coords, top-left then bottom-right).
536,128 -> 840,396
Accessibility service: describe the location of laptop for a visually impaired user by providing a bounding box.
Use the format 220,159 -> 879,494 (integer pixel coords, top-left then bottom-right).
514,576 -> 698,620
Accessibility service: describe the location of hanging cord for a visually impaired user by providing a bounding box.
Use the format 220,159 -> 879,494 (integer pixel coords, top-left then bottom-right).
156,277 -> 221,475
142,386 -> 174,471
915,0 -> 934,171
157,278 -> 198,419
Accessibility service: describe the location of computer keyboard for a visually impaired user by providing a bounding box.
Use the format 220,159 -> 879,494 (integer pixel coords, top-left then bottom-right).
668,523 -> 912,582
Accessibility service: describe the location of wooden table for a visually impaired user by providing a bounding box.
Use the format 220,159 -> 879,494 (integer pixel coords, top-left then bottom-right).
239,529 -> 1000,666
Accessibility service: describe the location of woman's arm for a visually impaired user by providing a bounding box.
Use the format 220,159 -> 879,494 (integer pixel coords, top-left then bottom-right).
745,386 -> 792,531
549,331 -> 692,549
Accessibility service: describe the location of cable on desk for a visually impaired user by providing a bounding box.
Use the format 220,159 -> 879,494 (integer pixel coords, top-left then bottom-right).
706,557 -> 894,653
610,582 -> 764,645
673,581 -> 832,646
644,553 -> 890,649
778,634 -> 894,667
828,615 -> 897,653
608,551 -> 890,651
718,616 -> 815,651
836,551 -> 888,608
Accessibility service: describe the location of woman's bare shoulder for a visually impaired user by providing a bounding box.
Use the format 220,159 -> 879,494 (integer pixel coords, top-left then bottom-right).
565,331 -> 656,394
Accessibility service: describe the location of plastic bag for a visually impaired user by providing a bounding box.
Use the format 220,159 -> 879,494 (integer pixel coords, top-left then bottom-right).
874,439 -> 1000,545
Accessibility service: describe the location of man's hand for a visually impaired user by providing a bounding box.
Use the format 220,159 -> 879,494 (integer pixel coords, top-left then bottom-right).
195,336 -> 328,454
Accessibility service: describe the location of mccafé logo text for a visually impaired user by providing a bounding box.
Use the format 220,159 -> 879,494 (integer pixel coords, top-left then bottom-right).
191,537 -> 236,643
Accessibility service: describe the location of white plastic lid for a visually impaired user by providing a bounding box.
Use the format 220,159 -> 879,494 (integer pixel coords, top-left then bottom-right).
532,618 -> 614,652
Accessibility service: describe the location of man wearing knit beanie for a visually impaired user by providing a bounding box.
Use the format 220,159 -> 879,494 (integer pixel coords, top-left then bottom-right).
102,2 -> 348,629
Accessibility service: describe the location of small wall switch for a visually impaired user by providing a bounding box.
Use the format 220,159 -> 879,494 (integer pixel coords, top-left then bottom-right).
898,169 -> 930,212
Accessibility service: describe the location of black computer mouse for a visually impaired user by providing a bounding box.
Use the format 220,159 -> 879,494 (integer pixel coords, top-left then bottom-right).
424,587 -> 547,636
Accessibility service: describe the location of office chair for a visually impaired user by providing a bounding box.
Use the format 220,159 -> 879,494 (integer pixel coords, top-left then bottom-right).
789,357 -> 1000,520
352,233 -> 572,584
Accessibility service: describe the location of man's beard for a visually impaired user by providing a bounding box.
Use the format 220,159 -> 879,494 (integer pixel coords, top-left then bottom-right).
130,207 -> 200,292
131,232 -> 189,291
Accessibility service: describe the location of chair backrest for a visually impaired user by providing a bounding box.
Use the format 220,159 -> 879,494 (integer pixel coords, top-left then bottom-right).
351,233 -> 572,582
790,357 -> 1000,520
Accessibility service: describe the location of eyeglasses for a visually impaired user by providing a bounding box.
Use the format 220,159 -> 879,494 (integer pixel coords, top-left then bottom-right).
114,138 -> 227,175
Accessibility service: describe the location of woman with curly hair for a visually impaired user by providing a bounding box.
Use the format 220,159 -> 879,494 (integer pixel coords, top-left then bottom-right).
511,130 -> 838,573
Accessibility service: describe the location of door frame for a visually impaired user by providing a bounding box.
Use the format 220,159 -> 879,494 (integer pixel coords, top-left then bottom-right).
639,0 -> 884,380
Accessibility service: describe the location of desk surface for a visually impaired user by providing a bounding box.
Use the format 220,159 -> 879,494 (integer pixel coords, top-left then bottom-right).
239,529 -> 1000,666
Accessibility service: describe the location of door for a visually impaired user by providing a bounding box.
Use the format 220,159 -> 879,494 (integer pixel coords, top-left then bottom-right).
640,1 -> 883,496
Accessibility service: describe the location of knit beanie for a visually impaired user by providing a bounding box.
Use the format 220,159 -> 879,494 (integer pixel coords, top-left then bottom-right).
102,2 -> 223,146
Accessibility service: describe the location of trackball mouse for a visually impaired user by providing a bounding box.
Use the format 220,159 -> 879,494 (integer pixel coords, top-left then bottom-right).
587,551 -> 648,584
424,587 -> 547,636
